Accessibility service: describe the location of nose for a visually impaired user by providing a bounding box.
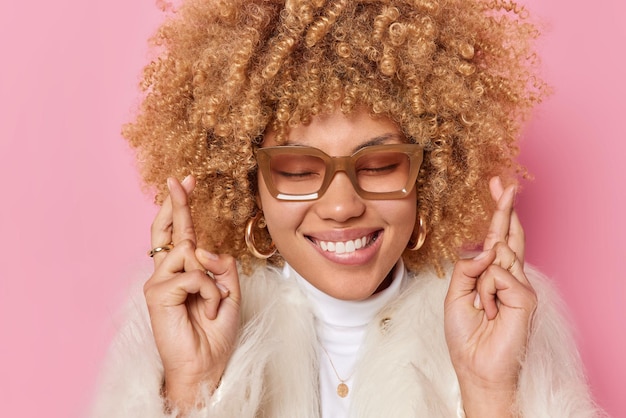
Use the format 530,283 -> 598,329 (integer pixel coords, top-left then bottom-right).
314,172 -> 366,223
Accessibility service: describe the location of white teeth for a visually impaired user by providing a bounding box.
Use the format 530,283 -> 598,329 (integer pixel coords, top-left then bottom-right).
318,236 -> 369,254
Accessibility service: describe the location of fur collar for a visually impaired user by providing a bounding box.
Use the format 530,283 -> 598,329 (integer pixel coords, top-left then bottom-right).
91,264 -> 603,418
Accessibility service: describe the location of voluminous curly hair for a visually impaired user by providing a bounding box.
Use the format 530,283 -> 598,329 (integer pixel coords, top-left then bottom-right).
124,0 -> 546,275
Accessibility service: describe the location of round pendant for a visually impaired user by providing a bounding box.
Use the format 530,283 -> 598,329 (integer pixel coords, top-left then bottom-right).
337,382 -> 349,398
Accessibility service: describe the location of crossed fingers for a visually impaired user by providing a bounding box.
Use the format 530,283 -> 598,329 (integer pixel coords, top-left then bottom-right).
483,176 -> 525,266
150,176 -> 201,271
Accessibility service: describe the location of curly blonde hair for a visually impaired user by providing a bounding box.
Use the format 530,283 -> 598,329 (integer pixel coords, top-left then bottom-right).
124,0 -> 546,275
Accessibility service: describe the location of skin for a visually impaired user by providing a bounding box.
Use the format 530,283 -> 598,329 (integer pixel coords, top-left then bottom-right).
258,108 -> 417,301
145,175 -> 241,411
445,176 -> 537,416
144,111 -> 537,416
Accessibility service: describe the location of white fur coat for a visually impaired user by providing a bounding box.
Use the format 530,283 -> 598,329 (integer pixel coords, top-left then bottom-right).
91,265 -> 604,417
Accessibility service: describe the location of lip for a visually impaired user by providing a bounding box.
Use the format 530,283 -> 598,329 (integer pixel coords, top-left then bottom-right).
306,227 -> 379,242
305,229 -> 384,266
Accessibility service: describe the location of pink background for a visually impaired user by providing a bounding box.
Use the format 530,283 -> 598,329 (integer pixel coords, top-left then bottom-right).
0,1 -> 623,416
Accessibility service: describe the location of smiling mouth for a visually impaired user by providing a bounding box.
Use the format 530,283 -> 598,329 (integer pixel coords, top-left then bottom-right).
307,231 -> 381,255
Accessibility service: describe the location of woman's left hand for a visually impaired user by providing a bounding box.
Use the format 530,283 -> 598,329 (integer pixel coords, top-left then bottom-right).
444,176 -> 537,417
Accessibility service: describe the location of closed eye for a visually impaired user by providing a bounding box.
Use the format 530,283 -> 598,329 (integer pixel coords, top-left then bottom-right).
275,170 -> 320,179
358,163 -> 399,175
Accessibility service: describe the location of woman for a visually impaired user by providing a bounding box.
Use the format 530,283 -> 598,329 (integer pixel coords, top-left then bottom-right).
93,0 -> 603,416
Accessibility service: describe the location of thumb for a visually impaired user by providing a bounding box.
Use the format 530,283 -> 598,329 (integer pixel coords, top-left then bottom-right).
195,249 -> 242,305
446,249 -> 496,302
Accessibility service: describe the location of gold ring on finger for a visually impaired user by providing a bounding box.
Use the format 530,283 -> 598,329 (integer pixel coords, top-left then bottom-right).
506,252 -> 517,272
147,243 -> 174,257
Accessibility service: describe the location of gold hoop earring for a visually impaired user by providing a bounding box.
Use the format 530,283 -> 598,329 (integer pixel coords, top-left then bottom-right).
245,212 -> 276,259
407,215 -> 426,251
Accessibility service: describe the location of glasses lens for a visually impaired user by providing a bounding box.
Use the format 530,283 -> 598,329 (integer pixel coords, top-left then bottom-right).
354,151 -> 411,193
268,153 -> 327,197
259,144 -> 421,200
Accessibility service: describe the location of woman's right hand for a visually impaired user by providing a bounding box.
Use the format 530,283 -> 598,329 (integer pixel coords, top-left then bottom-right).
144,176 -> 241,411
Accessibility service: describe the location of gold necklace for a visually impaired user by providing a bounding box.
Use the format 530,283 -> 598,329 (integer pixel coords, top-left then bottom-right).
320,345 -> 353,398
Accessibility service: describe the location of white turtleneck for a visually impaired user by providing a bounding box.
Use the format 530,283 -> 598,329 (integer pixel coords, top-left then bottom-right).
284,260 -> 406,418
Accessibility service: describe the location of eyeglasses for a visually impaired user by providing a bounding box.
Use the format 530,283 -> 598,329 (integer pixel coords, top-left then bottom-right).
256,144 -> 423,201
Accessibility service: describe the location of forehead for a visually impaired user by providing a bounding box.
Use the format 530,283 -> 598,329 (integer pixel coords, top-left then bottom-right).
262,107 -> 406,154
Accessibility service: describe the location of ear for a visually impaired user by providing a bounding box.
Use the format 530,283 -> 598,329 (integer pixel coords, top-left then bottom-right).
255,193 -> 263,210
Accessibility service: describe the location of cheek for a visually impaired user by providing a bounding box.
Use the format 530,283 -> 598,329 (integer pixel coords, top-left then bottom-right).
264,201 -> 307,228
257,180 -> 307,243
380,195 -> 417,231
382,198 -> 418,252
263,203 -> 311,261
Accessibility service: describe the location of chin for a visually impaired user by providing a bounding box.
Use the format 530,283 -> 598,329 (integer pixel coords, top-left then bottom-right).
324,281 -> 382,301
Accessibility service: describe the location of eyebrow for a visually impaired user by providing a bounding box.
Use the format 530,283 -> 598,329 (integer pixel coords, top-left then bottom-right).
352,133 -> 405,153
286,132 -> 406,153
